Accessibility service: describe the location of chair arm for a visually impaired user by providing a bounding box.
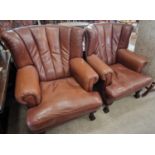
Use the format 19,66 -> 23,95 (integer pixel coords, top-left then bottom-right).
70,58 -> 99,91
15,65 -> 41,107
87,54 -> 114,86
117,49 -> 148,72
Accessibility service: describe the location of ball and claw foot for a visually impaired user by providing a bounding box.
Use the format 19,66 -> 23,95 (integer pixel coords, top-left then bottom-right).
103,106 -> 109,113
89,112 -> 96,121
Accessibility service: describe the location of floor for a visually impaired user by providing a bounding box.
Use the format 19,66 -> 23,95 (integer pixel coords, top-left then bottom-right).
7,91 -> 155,134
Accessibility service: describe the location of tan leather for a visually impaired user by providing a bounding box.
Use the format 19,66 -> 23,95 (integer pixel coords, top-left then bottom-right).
117,49 -> 148,73
87,54 -> 114,86
70,58 -> 99,91
27,77 -> 102,132
15,65 -> 41,107
106,64 -> 152,100
86,23 -> 133,65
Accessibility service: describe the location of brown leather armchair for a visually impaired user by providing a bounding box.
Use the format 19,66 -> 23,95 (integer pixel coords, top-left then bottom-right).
85,23 -> 152,112
1,25 -> 102,133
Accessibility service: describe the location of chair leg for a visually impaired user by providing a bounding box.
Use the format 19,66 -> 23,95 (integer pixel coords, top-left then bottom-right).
142,82 -> 155,97
134,90 -> 142,98
99,80 -> 110,113
89,112 -> 96,121
93,79 -> 111,113
103,106 -> 110,113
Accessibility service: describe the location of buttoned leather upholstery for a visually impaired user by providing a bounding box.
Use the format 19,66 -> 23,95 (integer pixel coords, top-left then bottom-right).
1,25 -> 102,132
86,23 -> 152,101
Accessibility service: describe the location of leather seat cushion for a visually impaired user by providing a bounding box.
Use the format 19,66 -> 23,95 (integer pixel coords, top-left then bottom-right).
106,64 -> 152,100
26,77 -> 102,132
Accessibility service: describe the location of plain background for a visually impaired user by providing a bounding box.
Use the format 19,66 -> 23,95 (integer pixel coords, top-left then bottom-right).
0,0 -> 155,154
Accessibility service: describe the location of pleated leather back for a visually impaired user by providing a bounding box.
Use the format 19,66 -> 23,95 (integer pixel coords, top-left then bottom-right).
1,25 -> 84,81
86,23 -> 133,65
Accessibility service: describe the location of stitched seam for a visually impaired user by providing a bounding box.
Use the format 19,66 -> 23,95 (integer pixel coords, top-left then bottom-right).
45,27 -> 57,79
110,24 -> 113,64
14,29 -> 34,66
113,24 -> 122,64
61,28 -> 71,76
59,27 -> 65,76
94,25 -> 102,59
103,25 -> 108,64
29,27 -> 47,80
97,25 -> 106,63
112,24 -> 115,64
118,24 -> 123,48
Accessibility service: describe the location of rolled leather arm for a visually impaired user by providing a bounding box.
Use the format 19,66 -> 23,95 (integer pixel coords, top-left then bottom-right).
87,54 -> 114,86
15,65 -> 41,107
117,49 -> 148,72
70,58 -> 99,91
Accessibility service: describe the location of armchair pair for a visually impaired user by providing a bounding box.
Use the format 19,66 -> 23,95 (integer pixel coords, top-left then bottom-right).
1,23 -> 152,133
85,23 -> 152,112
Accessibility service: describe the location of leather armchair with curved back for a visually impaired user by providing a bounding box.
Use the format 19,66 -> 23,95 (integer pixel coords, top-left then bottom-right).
1,25 -> 102,133
85,23 -> 152,112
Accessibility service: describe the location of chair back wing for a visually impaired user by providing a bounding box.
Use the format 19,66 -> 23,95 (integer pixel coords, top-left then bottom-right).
1,25 -> 84,81
86,23 -> 133,65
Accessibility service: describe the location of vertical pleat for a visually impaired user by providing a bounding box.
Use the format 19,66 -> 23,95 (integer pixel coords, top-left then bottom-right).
15,28 -> 46,80
96,25 -> 107,63
30,26 -> 57,81
59,26 -> 71,77
91,23 -> 132,65
2,25 -> 84,81
45,26 -> 65,80
3,30 -> 33,68
104,24 -> 112,64
112,24 -> 122,64
118,24 -> 133,49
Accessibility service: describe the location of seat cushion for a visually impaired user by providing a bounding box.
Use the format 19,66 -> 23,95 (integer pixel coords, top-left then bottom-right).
26,77 -> 102,132
106,64 -> 152,100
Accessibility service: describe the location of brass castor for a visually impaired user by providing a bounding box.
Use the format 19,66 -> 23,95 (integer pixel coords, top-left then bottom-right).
103,106 -> 110,113
89,112 -> 96,121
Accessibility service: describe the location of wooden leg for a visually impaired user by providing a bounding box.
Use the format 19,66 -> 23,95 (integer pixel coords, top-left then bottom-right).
95,79 -> 110,113
89,112 -> 96,121
103,106 -> 110,113
142,82 -> 155,97
134,90 -> 142,98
